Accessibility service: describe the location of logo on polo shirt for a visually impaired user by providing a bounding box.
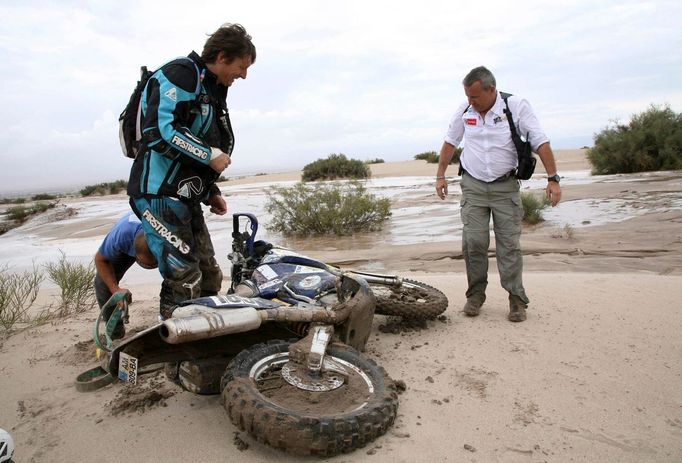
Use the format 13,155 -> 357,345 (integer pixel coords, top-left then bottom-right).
465,118 -> 477,126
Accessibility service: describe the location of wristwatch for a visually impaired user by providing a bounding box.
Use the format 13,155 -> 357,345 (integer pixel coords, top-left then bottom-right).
547,174 -> 561,183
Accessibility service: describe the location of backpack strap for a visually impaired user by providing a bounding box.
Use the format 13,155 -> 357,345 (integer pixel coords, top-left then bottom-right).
186,57 -> 203,94
499,92 -> 528,156
139,57 -> 203,153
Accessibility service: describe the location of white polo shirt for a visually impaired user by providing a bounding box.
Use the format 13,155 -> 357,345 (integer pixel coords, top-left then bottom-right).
444,92 -> 549,182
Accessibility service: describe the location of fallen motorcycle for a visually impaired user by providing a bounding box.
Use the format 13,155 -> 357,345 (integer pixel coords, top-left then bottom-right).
77,212 -> 448,456
227,212 -> 448,320
77,227 -> 396,456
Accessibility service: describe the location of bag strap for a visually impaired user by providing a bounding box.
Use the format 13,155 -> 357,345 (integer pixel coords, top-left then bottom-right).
499,92 -> 527,154
140,57 -> 203,152
458,92 -> 530,175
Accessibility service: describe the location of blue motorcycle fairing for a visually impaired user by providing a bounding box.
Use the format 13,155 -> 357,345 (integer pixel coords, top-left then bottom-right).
180,294 -> 282,310
253,262 -> 337,300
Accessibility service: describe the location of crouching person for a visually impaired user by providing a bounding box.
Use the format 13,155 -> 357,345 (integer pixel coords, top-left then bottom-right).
94,211 -> 157,339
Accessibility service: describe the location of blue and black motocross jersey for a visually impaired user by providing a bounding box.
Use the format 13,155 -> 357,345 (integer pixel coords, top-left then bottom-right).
127,51 -> 234,202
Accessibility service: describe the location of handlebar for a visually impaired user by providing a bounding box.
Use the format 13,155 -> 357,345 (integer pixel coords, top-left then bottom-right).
232,212 -> 259,256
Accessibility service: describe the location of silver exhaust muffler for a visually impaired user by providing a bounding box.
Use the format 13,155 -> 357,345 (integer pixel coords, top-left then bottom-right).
160,305 -> 263,344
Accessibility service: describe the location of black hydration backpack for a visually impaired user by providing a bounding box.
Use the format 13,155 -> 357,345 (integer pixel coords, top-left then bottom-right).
118,66 -> 153,159
118,57 -> 201,159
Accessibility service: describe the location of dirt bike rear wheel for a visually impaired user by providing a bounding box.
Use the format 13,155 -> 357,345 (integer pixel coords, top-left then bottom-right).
221,340 -> 398,456
371,278 -> 448,319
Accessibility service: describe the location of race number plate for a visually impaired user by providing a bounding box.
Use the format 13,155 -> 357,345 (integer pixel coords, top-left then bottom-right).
118,352 -> 138,385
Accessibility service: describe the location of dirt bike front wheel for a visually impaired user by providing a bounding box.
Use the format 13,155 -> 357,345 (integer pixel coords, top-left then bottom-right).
220,340 -> 398,456
371,278 -> 448,319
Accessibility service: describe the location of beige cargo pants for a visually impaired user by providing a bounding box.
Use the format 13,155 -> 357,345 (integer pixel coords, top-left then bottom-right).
459,171 -> 529,304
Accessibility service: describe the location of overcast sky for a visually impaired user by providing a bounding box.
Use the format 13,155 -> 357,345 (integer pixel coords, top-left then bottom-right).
1,0 -> 680,195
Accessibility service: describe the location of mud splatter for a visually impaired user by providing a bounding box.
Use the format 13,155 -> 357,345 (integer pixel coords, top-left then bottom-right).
108,372 -> 176,416
233,432 -> 249,451
57,339 -> 97,365
378,317 -> 428,334
455,367 -> 498,399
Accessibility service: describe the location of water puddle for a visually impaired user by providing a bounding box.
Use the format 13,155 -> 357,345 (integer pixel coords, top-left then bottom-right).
1,170 -> 681,276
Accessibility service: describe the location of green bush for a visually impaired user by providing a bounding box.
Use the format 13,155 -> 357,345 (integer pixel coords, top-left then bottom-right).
365,158 -> 385,164
44,251 -> 96,318
521,192 -> 549,225
32,202 -> 54,214
414,151 -> 439,163
587,105 -> 682,174
414,148 -> 462,164
6,206 -> 29,222
0,264 -> 44,331
265,181 -> 391,236
302,154 -> 371,182
32,193 -> 57,201
0,197 -> 26,205
80,179 -> 128,196
6,202 -> 56,223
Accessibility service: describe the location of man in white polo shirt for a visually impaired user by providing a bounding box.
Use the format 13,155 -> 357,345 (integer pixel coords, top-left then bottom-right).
435,66 -> 561,322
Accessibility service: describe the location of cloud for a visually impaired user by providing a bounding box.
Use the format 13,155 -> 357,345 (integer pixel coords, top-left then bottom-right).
0,0 -> 681,194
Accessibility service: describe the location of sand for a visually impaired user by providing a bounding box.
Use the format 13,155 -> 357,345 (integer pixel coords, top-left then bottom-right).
1,149 -> 681,462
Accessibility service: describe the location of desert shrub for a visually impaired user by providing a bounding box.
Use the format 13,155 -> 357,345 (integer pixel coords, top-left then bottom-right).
6,206 -> 29,222
44,251 -> 96,318
0,264 -> 44,331
80,180 -> 128,196
414,151 -> 439,163
0,197 -> 26,204
587,105 -> 682,174
5,202 -> 56,223
521,192 -> 549,225
414,148 -> 462,164
365,158 -> 385,164
302,154 -> 371,182
80,184 -> 104,196
266,181 -> 391,236
31,202 -> 54,214
32,193 -> 57,201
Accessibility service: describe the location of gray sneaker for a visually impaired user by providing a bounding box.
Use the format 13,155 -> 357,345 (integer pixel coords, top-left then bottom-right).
463,296 -> 485,316
508,295 -> 527,322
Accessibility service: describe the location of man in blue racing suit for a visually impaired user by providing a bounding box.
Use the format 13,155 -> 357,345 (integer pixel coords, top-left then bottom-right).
127,23 -> 256,319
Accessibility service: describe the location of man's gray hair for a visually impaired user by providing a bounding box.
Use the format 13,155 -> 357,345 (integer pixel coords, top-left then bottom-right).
463,66 -> 496,90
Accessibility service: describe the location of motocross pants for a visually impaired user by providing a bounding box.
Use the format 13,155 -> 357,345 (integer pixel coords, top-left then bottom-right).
131,196 -> 223,318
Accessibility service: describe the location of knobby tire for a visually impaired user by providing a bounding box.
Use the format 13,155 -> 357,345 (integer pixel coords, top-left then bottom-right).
220,340 -> 398,456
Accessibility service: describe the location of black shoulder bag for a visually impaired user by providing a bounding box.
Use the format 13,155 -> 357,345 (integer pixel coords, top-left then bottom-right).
500,92 -> 536,180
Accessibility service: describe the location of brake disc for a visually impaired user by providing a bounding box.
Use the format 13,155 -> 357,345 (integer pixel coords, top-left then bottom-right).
281,358 -> 349,392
